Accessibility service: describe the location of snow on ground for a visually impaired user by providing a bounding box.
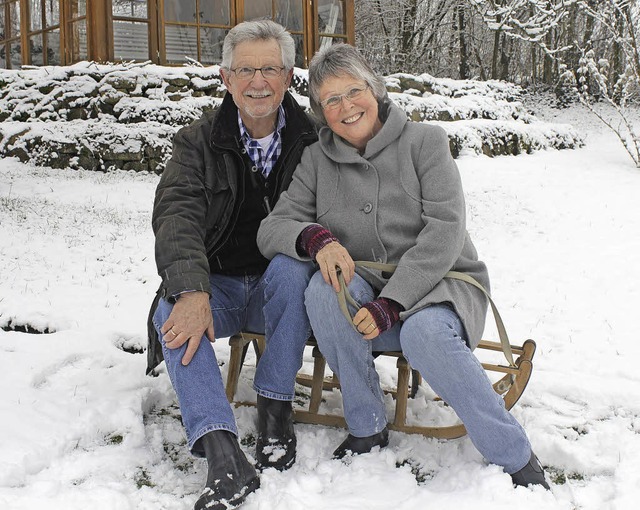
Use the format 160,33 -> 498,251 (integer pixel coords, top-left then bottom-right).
1,96 -> 639,510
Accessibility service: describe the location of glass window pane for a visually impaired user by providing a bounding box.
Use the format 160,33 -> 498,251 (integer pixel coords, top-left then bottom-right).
46,28 -> 60,64
319,34 -> 345,52
292,33 -> 303,68
165,24 -> 197,63
69,19 -> 87,61
113,20 -> 148,60
165,0 -> 196,23
30,32 -> 44,65
1,45 -> 6,67
69,0 -> 86,19
30,0 -> 43,31
244,0 -> 271,21
112,0 -> 148,19
276,0 -> 302,31
318,0 -> 344,35
10,40 -> 21,68
199,26 -> 227,64
11,1 -> 20,37
29,34 -> 44,66
1,8 -> 5,41
46,0 -> 60,27
201,0 -> 230,25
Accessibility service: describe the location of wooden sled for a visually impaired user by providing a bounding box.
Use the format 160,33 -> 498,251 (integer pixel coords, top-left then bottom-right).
225,332 -> 536,440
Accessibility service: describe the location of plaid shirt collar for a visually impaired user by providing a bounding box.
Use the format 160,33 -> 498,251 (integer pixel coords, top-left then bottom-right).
238,105 -> 286,178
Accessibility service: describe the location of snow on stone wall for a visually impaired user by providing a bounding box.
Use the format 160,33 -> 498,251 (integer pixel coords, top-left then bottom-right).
0,61 -> 583,173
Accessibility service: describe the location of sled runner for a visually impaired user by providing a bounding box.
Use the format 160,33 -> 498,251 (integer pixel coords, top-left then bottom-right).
225,332 -> 536,439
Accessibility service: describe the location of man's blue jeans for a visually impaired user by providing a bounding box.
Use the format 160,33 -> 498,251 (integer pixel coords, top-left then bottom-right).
152,255 -> 315,455
304,271 -> 532,475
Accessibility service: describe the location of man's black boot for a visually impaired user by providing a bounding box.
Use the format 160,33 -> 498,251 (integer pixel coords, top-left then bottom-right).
511,450 -> 550,490
194,430 -> 260,510
333,427 -> 389,459
256,395 -> 297,471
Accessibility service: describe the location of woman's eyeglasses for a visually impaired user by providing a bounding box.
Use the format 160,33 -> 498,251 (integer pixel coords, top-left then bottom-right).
320,85 -> 370,110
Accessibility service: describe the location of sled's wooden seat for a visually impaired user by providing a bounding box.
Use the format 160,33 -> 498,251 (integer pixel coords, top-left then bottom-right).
225,332 -> 536,439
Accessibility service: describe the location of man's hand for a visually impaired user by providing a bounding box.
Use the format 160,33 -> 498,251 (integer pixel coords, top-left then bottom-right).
315,241 -> 355,292
160,291 -> 215,366
353,307 -> 380,340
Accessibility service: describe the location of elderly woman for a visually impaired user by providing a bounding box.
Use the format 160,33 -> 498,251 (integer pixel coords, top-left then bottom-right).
257,44 -> 548,489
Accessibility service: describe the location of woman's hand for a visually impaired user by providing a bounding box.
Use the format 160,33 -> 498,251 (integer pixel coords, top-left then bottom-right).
354,298 -> 403,340
353,307 -> 380,340
315,241 -> 355,292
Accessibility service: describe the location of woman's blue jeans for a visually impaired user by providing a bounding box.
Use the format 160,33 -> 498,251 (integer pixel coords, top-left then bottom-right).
152,254 -> 315,455
304,271 -> 532,474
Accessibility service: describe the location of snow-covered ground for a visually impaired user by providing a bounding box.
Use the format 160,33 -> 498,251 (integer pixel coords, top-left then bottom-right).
1,96 -> 639,510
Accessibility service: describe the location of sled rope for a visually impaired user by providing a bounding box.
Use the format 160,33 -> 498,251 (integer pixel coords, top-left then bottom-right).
336,261 -> 516,368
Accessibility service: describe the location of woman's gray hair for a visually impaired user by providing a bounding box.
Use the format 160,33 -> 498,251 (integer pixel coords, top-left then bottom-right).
308,44 -> 387,123
221,20 -> 295,71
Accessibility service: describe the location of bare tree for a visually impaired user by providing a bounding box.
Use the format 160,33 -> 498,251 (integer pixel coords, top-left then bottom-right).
356,0 -> 457,75
560,0 -> 640,167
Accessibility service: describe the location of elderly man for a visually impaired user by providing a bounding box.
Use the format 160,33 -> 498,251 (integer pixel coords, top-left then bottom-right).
147,20 -> 317,510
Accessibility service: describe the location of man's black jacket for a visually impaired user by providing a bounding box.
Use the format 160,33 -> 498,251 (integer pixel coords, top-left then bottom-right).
146,91 -> 317,374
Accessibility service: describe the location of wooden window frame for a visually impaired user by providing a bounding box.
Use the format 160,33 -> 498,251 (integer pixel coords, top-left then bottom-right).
1,0 -> 23,69
63,0 -> 88,63
158,0 -> 235,65
234,0 -> 306,68
24,0 -> 63,66
313,0 -> 351,53
109,0 -> 153,62
307,0 -> 354,68
0,0 -> 355,69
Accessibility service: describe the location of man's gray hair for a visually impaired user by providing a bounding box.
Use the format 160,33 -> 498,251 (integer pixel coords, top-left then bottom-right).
308,44 -> 387,123
221,20 -> 295,70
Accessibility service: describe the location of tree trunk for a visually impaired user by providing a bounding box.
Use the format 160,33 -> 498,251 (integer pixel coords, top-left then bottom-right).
373,0 -> 392,69
543,30 -> 554,85
610,8 -> 623,102
457,2 -> 470,79
491,27 -> 501,79
499,32 -> 510,81
400,0 -> 418,62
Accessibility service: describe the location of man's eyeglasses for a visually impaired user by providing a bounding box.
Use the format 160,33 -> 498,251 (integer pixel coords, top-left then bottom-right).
319,85 -> 370,110
229,66 -> 286,80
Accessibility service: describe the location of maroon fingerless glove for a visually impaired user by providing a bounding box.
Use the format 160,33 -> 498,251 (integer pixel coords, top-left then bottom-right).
297,225 -> 402,332
362,298 -> 404,333
296,224 -> 339,259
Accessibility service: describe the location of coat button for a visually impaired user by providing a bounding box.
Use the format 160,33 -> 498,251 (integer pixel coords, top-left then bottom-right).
241,148 -> 247,154
363,203 -> 373,213
251,165 -> 258,173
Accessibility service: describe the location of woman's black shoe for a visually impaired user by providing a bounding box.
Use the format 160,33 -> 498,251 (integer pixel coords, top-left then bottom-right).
511,450 -> 550,490
333,427 -> 389,459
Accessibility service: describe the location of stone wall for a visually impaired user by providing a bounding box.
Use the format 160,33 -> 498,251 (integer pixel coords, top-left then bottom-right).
0,62 -> 583,173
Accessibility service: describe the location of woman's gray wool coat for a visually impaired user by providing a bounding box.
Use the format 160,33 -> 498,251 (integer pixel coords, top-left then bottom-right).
257,101 -> 490,348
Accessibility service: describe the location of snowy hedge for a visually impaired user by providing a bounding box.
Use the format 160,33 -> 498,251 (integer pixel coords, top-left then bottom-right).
0,61 -> 583,173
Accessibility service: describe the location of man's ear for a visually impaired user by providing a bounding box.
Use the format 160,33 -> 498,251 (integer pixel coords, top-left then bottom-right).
284,68 -> 294,88
220,68 -> 233,91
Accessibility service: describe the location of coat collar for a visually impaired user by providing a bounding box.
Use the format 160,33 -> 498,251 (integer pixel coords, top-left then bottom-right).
209,91 -> 315,151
